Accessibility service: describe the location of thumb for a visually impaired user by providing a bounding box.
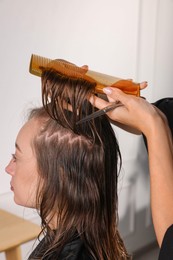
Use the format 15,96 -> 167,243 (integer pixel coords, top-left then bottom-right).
103,87 -> 130,105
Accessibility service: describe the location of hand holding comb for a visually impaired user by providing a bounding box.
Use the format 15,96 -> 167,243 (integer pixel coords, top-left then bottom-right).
29,54 -> 141,96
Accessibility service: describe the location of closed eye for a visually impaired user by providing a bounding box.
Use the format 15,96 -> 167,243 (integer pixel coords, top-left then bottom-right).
11,153 -> 17,162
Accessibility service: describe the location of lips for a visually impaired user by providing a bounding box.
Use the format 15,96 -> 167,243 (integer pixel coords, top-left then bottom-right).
10,182 -> 14,191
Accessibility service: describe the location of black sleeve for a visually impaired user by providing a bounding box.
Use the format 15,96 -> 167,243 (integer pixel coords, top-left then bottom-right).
158,224 -> 173,260
143,97 -> 173,150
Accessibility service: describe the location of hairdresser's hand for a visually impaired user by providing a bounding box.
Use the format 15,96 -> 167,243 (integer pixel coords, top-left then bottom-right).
91,86 -> 164,136
81,65 -> 88,71
93,86 -> 173,249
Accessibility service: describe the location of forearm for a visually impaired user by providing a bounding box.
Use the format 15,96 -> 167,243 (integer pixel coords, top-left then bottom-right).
146,116 -> 173,246
92,88 -> 173,245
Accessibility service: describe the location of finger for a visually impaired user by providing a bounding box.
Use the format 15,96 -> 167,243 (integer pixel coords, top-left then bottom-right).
103,87 -> 131,106
80,65 -> 89,72
126,79 -> 148,90
140,81 -> 148,90
89,94 -> 110,110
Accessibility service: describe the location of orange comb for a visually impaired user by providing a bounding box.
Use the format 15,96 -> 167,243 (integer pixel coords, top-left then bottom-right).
29,54 -> 140,96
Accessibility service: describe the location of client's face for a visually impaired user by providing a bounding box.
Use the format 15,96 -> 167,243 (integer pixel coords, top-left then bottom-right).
5,117 -> 40,208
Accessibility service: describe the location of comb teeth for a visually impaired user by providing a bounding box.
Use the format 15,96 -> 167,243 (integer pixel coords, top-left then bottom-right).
29,54 -> 95,83
29,54 -> 52,77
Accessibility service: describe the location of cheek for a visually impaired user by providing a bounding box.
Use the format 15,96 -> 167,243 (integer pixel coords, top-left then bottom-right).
14,167 -> 39,208
25,171 -> 39,199
15,164 -> 37,186
14,179 -> 38,207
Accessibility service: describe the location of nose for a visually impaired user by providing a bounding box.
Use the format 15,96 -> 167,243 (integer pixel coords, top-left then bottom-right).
5,159 -> 15,176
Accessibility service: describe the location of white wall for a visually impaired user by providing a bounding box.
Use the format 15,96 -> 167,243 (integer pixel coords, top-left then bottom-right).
0,0 -> 141,194
0,0 -> 173,259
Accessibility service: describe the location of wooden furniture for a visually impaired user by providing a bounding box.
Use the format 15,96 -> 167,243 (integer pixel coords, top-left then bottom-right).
0,209 -> 40,260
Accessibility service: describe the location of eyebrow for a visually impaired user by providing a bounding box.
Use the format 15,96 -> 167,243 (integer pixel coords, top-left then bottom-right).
15,142 -> 22,153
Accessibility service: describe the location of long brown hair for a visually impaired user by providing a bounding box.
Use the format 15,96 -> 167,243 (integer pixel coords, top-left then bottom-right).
29,68 -> 130,259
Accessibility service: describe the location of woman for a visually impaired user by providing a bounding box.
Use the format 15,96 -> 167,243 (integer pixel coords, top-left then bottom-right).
92,86 -> 173,259
5,68 -> 130,259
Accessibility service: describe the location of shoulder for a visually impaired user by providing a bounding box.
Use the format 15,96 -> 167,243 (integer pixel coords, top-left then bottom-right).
58,237 -> 93,260
28,235 -> 93,260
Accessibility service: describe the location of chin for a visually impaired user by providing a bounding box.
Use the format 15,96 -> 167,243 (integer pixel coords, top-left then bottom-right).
14,197 -> 35,208
14,197 -> 24,206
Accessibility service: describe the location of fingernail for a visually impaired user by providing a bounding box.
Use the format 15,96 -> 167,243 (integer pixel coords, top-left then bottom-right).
103,87 -> 112,94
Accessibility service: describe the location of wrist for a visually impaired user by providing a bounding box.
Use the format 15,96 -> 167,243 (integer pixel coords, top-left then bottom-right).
145,113 -> 170,145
